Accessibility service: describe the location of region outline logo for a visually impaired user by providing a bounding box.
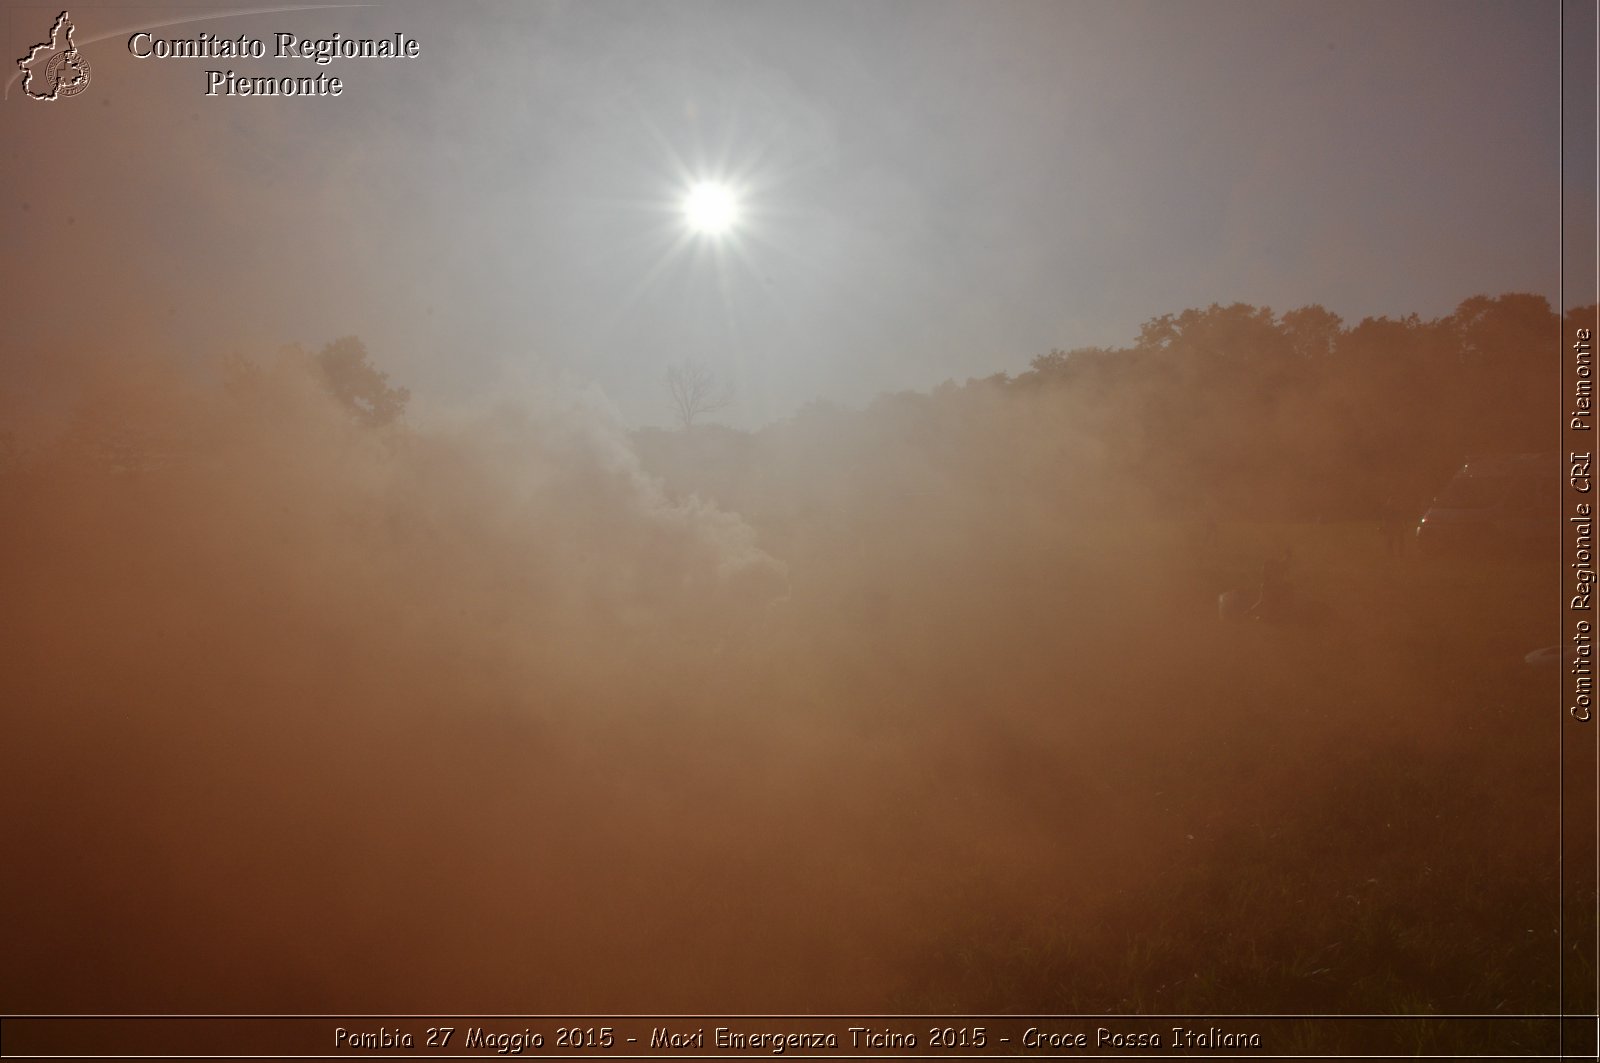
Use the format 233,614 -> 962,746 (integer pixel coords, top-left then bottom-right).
18,11 -> 91,101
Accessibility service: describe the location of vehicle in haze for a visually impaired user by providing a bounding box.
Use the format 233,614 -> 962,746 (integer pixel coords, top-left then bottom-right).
1414,454 -> 1557,558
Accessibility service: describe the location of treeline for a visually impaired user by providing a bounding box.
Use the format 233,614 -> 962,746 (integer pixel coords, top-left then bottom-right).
643,293 -> 1590,525
4,292 -> 1582,529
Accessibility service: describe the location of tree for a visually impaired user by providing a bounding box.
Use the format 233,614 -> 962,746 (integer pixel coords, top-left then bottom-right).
1280,304 -> 1343,362
666,361 -> 731,429
315,336 -> 410,428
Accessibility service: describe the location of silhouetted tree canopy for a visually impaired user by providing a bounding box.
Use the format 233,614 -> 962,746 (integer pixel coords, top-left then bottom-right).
315,336 -> 410,428
641,292 -> 1570,526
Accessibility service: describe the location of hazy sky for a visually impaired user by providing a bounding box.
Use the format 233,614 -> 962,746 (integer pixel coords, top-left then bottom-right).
2,0 -> 1574,427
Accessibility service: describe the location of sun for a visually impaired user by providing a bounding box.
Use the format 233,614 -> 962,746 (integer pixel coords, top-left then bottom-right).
683,182 -> 739,236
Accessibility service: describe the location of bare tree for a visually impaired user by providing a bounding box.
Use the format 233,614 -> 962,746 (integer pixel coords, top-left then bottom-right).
666,361 -> 732,428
